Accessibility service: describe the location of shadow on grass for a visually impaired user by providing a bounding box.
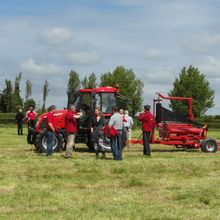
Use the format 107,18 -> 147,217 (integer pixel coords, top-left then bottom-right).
126,146 -> 199,153
74,147 -> 93,153
152,148 -> 198,153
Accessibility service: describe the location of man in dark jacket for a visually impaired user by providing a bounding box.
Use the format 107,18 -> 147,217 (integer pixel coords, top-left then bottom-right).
138,105 -> 155,156
15,109 -> 24,135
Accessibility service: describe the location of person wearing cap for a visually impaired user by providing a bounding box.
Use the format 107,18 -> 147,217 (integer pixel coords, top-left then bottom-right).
138,105 -> 155,156
65,104 -> 82,159
46,105 -> 56,156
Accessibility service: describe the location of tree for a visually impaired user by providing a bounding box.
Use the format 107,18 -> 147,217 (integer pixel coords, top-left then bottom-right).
42,80 -> 49,112
23,99 -> 36,111
87,72 -> 97,88
81,76 -> 88,88
67,70 -> 80,107
100,66 -> 144,114
169,65 -> 215,117
81,72 -> 97,88
25,80 -> 32,100
12,72 -> 23,112
1,79 -> 13,112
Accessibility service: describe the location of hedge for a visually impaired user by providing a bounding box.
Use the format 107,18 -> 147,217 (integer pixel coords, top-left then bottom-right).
0,113 -> 18,124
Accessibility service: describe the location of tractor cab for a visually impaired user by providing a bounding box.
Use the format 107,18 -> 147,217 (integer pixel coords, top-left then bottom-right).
74,86 -> 118,117
72,86 -> 119,148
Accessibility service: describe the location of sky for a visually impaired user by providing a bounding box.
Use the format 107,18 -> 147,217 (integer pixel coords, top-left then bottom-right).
1,0 -> 220,114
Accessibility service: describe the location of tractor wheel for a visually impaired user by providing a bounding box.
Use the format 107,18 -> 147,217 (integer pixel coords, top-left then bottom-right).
36,131 -> 63,153
201,138 -> 218,153
26,128 -> 36,145
86,131 -> 94,151
87,139 -> 94,151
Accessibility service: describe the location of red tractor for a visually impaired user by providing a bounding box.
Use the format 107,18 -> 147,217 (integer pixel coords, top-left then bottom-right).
133,92 -> 219,153
27,86 -> 122,152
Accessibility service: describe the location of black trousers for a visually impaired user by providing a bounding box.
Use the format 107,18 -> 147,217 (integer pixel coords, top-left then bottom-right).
143,131 -> 151,155
17,122 -> 23,135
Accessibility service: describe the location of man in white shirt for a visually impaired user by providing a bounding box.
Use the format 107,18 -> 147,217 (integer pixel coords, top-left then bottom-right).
124,110 -> 133,147
109,107 -> 123,160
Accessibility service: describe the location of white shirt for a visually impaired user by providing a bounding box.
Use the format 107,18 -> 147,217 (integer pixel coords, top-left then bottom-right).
124,114 -> 133,129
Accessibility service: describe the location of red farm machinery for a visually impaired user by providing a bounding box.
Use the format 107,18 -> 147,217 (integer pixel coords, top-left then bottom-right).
28,88 -> 218,154
133,92 -> 218,153
27,86 -> 122,153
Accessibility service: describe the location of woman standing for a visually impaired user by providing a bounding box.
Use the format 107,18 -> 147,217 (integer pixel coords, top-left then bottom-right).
91,107 -> 106,158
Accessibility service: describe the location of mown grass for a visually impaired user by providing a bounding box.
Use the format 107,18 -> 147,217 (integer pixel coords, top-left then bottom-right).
0,126 -> 220,219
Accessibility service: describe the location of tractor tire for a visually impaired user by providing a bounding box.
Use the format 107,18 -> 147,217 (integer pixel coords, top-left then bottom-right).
36,131 -> 63,153
27,128 -> 36,145
86,131 -> 94,151
87,140 -> 94,151
201,138 -> 218,153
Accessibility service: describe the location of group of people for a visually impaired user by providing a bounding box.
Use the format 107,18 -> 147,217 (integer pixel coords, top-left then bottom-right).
44,104 -> 135,160
16,103 -> 155,160
107,105 -> 154,159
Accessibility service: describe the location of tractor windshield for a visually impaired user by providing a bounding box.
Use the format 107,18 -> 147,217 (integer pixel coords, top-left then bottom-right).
95,92 -> 116,114
77,92 -> 92,111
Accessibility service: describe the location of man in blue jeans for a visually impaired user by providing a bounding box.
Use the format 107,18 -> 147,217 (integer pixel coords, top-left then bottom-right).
109,107 -> 123,160
46,105 -> 56,156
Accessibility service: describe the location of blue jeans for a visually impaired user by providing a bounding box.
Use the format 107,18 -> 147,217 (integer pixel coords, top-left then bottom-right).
111,130 -> 122,160
46,131 -> 55,156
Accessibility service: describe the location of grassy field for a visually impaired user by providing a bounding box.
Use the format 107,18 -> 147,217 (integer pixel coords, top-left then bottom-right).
1,125 -> 220,219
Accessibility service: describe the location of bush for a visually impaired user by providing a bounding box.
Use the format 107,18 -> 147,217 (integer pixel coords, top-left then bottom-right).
0,113 -> 18,124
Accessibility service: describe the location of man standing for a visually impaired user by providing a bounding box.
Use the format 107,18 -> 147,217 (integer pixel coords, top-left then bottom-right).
46,105 -> 56,156
65,105 -> 82,159
109,107 -> 123,160
124,110 -> 133,147
26,106 -> 37,144
138,105 -> 154,157
26,107 -> 37,129
15,109 -> 24,135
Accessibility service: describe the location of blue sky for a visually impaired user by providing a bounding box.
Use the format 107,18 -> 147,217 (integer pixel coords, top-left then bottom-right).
1,0 -> 220,114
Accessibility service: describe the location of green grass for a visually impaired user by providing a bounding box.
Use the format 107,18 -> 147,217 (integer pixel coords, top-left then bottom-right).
0,126 -> 220,219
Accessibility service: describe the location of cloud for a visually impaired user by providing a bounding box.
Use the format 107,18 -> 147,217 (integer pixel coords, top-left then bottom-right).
183,33 -> 220,54
67,52 -> 99,65
143,67 -> 177,85
41,27 -> 73,45
21,58 -> 61,75
198,56 -> 220,78
144,48 -> 161,60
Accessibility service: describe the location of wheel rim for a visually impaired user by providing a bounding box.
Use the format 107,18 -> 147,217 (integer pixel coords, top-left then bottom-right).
206,141 -> 215,152
42,136 -> 58,150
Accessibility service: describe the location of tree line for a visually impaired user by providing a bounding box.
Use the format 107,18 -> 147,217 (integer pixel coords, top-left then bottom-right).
0,65 -> 215,117
0,72 -> 50,113
0,66 -> 144,114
